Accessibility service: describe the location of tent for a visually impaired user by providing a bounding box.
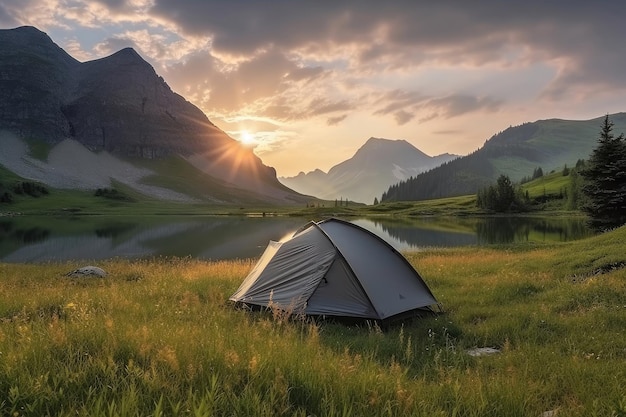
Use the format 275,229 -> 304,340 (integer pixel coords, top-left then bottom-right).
229,218 -> 440,322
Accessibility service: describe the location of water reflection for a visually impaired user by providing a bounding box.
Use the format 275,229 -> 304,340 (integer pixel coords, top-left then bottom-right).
353,216 -> 594,252
0,216 -> 305,263
0,215 -> 594,263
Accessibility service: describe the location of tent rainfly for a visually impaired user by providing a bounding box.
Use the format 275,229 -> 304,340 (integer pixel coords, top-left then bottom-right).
229,218 -> 441,322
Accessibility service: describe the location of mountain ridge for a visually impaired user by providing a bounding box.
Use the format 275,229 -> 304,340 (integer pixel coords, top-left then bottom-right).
0,26 -> 307,204
280,137 -> 458,203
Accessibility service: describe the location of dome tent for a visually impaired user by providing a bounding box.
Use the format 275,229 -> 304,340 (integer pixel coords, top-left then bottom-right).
230,218 -> 440,322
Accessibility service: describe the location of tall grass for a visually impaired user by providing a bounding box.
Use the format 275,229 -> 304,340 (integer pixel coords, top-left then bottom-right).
1,227 -> 625,416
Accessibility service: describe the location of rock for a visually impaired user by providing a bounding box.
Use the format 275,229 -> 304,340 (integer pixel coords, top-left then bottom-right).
466,347 -> 501,357
66,266 -> 107,278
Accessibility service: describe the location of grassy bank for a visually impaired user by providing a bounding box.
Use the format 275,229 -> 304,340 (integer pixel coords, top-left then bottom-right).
1,228 -> 625,416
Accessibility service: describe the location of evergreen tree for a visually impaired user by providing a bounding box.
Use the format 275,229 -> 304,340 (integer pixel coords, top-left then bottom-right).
580,115 -> 626,229
566,167 -> 584,210
476,174 -> 523,212
495,174 -> 516,211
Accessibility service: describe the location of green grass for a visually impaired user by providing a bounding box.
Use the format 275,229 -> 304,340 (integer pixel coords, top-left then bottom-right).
521,170 -> 571,200
0,152 -> 581,217
133,156 -> 274,204
24,137 -> 53,162
1,227 -> 625,416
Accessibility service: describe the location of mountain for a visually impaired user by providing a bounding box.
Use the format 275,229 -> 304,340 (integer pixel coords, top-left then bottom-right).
0,26 -> 306,204
279,137 -> 458,203
381,113 -> 626,202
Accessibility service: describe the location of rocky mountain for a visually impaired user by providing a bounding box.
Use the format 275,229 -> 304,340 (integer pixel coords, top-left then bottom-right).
0,26 -> 306,204
381,113 -> 626,202
279,137 -> 457,203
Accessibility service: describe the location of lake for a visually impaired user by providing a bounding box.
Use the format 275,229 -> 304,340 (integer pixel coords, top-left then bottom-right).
0,215 -> 594,263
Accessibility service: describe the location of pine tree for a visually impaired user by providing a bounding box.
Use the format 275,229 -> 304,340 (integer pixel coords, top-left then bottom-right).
476,174 -> 522,212
581,115 -> 626,229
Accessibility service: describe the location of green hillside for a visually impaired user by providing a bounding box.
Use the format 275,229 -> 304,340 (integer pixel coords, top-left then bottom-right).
382,113 -> 626,202
133,156 -> 284,205
489,114 -> 626,180
521,169 -> 571,200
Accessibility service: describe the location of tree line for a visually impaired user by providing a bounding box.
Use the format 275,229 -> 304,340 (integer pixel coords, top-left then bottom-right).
0,181 -> 49,204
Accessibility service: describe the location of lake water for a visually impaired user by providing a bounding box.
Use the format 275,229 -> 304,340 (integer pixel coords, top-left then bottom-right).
0,215 -> 594,263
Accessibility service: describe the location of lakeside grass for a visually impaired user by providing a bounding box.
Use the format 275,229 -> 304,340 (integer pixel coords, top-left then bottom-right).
0,159 -> 575,218
1,227 -> 625,416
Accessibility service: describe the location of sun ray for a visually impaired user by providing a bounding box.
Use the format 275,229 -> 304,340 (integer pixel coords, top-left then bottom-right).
239,130 -> 256,147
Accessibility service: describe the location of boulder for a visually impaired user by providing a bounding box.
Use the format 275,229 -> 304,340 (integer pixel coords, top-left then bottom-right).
66,265 -> 107,278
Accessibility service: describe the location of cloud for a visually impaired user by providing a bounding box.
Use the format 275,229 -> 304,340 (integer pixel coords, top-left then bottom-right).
394,110 -> 414,126
286,66 -> 326,82
93,36 -> 139,56
0,0 -> 61,28
146,1 -> 626,102
307,98 -> 353,117
0,3 -> 18,26
5,1 -> 626,112
374,90 -> 426,117
374,89 -> 501,125
424,95 -> 502,118
213,117 -> 282,133
432,129 -> 464,135
3,0 -> 626,171
327,115 -> 347,126
161,46 -> 329,119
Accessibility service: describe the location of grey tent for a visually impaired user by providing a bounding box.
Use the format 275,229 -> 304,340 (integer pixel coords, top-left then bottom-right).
230,218 -> 440,322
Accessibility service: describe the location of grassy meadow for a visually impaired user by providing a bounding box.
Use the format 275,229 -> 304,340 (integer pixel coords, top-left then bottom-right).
1,226 -> 625,416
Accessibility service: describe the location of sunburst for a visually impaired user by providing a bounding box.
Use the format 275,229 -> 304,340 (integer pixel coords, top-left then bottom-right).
240,130 -> 256,147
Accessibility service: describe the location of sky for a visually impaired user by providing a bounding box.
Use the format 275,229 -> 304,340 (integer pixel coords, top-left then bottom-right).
1,1 -> 626,177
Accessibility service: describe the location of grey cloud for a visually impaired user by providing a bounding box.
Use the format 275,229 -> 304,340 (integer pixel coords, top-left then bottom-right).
94,36 -> 138,55
0,0 -> 40,26
373,90 -> 425,116
0,4 -> 18,26
162,47 -> 325,115
149,0 -> 356,54
432,129 -> 463,135
92,0 -> 127,10
286,66 -> 326,82
419,113 -> 439,124
327,115 -> 347,126
307,98 -> 353,116
394,110 -> 414,125
261,97 -> 354,122
375,90 -> 501,125
425,95 -> 502,118
145,1 -> 626,98
263,104 -> 295,121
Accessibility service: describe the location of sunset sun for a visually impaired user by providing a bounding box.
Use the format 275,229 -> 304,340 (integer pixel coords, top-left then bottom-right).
239,130 -> 256,147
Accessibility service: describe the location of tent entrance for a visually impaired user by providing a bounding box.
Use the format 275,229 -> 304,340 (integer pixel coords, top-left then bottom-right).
305,256 -> 377,318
